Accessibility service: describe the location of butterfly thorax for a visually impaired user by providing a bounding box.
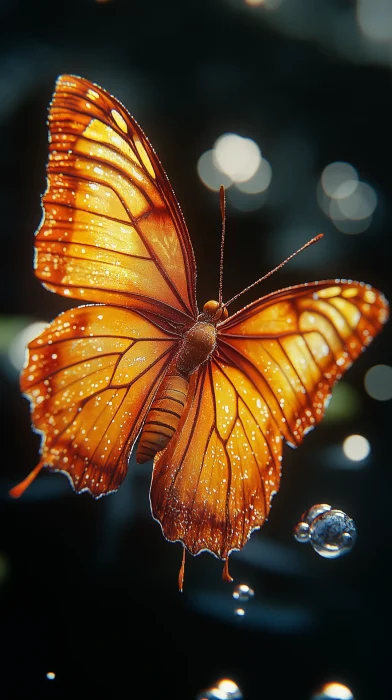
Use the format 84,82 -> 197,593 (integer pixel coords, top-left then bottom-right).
176,320 -> 217,377
175,299 -> 228,376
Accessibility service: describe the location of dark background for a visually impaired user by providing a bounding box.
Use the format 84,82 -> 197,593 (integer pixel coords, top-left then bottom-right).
1,1 -> 391,698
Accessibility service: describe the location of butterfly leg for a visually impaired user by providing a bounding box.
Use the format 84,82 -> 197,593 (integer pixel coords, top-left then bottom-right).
9,463 -> 43,499
222,557 -> 233,583
178,546 -> 186,592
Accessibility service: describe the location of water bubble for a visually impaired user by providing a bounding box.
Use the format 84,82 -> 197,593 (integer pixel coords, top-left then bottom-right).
302,504 -> 332,524
196,689 -> 228,700
217,679 -> 243,700
310,509 -> 357,558
310,681 -> 354,699
196,679 -> 243,700
232,583 -> 254,601
46,672 -> 56,680
293,520 -> 310,543
295,505 -> 357,558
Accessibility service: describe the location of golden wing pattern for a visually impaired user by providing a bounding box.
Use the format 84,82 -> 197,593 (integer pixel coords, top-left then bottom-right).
20,306 -> 179,495
220,281 -> 389,446
151,280 -> 388,559
35,74 -> 197,323
150,359 -> 283,559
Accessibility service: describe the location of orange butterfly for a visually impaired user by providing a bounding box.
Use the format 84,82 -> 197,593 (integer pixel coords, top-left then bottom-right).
12,75 -> 389,588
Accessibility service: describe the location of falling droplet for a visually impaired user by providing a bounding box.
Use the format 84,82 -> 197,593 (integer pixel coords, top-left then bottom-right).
46,672 -> 56,680
232,583 -> 254,601
234,607 -> 245,617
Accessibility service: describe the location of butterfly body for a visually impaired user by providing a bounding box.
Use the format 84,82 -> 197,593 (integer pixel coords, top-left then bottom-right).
12,75 -> 388,580
137,302 -> 227,462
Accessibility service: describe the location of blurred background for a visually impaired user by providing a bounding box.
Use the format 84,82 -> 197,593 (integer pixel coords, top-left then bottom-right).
1,1 -> 392,698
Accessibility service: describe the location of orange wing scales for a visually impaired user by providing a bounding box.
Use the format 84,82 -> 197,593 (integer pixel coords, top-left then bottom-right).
220,281 -> 388,447
21,306 -> 178,496
35,74 -> 197,323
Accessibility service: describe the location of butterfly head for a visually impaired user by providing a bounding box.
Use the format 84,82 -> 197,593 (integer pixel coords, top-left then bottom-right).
202,300 -> 229,323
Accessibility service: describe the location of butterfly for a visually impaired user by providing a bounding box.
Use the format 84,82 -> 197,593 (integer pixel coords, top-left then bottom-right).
12,74 -> 389,588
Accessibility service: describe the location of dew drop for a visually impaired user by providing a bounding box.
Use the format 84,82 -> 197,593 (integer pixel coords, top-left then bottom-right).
232,583 -> 254,602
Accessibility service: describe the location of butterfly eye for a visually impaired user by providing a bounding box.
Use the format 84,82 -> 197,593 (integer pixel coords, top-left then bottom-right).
203,300 -> 228,322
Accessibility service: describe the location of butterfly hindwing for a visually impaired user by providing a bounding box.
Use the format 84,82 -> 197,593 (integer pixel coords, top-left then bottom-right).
21,305 -> 179,495
150,360 -> 283,558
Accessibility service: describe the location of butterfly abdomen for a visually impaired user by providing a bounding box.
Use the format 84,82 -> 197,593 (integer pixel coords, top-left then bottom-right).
136,374 -> 189,463
136,319 -> 218,464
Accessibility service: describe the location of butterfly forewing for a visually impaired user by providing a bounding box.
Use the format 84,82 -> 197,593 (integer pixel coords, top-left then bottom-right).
35,74 -> 197,323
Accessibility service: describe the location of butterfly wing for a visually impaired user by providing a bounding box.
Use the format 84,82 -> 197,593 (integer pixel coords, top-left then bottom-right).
35,74 -> 197,323
220,280 -> 389,446
150,280 -> 388,558
150,359 -> 283,559
20,305 -> 179,496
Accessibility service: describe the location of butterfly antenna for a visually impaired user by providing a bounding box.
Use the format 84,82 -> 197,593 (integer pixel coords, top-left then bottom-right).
225,233 -> 324,308
218,186 -> 226,306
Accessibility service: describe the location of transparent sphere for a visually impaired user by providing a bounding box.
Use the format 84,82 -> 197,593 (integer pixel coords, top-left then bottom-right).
232,584 -> 254,601
293,520 -> 311,543
309,509 -> 357,559
302,503 -> 332,525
